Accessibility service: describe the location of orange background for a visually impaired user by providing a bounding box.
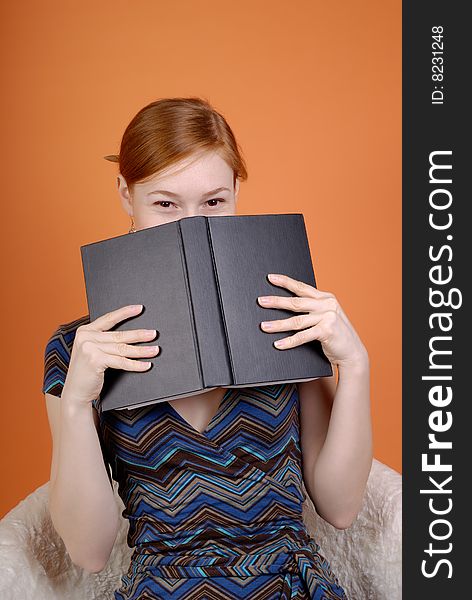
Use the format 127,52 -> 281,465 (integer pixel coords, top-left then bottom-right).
0,0 -> 401,517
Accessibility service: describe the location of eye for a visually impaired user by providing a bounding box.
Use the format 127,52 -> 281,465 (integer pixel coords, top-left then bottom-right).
153,199 -> 226,210
154,201 -> 175,209
206,198 -> 226,207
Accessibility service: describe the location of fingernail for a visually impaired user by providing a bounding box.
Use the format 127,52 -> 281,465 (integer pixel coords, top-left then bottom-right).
258,296 -> 270,304
268,274 -> 281,281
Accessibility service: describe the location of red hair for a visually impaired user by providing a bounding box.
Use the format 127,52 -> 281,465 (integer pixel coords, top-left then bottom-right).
104,97 -> 248,191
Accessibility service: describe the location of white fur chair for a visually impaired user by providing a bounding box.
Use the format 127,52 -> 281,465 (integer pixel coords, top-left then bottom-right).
0,459 -> 401,599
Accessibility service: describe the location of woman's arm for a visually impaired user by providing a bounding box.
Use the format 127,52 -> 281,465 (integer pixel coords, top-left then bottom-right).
43,305 -> 157,573
299,354 -> 372,529
46,391 -> 120,573
258,272 -> 373,529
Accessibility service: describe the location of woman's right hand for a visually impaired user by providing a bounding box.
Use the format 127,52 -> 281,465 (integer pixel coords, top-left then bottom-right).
62,304 -> 159,408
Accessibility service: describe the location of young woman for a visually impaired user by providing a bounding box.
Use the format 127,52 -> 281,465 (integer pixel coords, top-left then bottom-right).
43,97 -> 372,599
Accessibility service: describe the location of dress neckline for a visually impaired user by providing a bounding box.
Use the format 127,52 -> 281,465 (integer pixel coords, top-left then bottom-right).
166,387 -> 234,438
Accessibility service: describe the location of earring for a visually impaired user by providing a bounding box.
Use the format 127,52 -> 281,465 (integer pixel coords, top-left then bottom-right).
129,216 -> 137,234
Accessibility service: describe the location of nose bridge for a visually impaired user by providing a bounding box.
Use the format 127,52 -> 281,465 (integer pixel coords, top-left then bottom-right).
182,207 -> 199,218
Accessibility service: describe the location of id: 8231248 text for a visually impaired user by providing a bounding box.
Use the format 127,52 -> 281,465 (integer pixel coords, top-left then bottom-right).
431,25 -> 444,105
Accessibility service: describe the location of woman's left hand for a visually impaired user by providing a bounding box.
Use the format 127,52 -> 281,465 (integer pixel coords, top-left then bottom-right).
258,273 -> 368,370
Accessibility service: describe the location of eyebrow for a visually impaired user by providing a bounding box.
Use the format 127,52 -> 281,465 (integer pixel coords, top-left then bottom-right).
146,187 -> 231,198
147,186 -> 231,198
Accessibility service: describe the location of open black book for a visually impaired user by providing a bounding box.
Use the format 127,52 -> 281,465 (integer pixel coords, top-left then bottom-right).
80,213 -> 333,412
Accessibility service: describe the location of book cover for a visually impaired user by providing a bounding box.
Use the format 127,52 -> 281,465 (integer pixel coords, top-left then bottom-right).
80,213 -> 333,412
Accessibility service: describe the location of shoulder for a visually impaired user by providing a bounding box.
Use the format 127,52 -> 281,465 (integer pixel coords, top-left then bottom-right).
42,314 -> 91,397
46,314 -> 91,353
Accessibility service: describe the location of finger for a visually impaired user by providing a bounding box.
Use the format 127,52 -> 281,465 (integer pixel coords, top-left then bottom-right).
77,327 -> 158,346
259,292 -> 342,315
97,348 -> 155,373
95,341 -> 160,359
258,294 -> 319,312
261,312 -> 321,333
267,274 -> 333,299
273,324 -> 324,350
79,304 -> 145,333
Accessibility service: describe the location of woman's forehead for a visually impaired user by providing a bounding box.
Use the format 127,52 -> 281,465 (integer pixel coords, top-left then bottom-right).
136,152 -> 234,193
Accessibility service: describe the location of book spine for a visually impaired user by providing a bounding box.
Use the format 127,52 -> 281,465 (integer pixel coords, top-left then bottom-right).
204,217 -> 235,383
177,221 -> 204,389
179,217 -> 233,387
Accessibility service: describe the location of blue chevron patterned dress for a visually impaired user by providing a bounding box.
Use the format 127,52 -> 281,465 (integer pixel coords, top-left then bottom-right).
43,315 -> 349,600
